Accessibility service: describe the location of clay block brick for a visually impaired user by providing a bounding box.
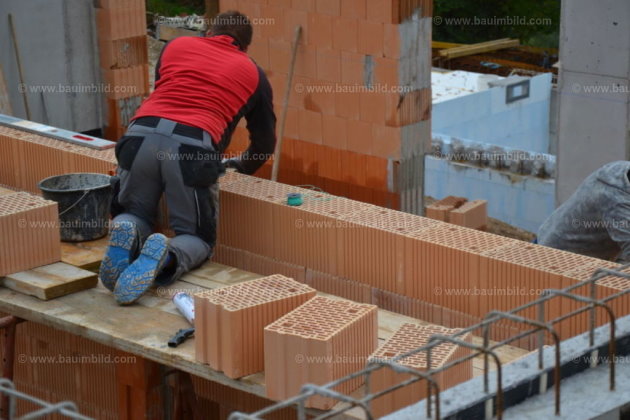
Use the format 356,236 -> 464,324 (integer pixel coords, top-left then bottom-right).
338,207 -> 443,294
0,192 -> 61,276
316,49 -> 341,83
359,92 -> 387,125
341,51 -> 365,86
386,88 -> 431,127
369,323 -> 472,417
268,39 -> 291,74
304,81 -> 336,115
374,57 -> 399,87
284,9 -> 309,43
340,0 -> 366,19
248,37 -> 270,69
265,296 -> 378,409
98,35 -> 148,70
194,275 -> 316,378
425,196 -> 467,222
366,0 -> 396,23
307,13 -> 333,49
358,21 -> 385,56
332,17 -> 359,52
449,199 -> 487,230
372,124 -> 401,159
260,5 -> 286,40
102,64 -> 150,99
334,91 -> 361,120
315,0 -> 340,15
383,23 -> 401,58
96,6 -> 146,41
322,115 -> 347,149
304,269 -> 372,303
297,109 -> 323,143
346,119 -> 373,154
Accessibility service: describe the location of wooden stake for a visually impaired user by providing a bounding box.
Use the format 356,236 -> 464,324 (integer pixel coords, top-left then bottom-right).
271,25 -> 302,182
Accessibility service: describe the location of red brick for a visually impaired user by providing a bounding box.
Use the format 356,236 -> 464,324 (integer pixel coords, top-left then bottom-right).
385,88 -> 431,126
340,0 -> 366,19
365,155 -> 388,190
383,24 -> 401,58
260,5 -> 286,40
294,45 -> 318,79
268,39 -> 291,74
341,51 -> 365,86
298,110 -> 323,143
359,91 -> 387,124
307,13 -> 333,49
369,324 -> 472,417
265,296 -> 377,409
322,115 -> 347,149
366,0 -> 395,23
332,17 -> 358,52
304,82 -> 336,115
284,107 -> 300,139
374,57 -> 399,87
284,9 -> 309,44
347,119 -> 373,154
358,21 -> 385,55
372,124 -> 401,159
316,49 -> 341,82
334,91 -> 361,120
248,37 -> 269,69
450,200 -> 488,230
194,275 -> 315,378
0,192 -> 61,276
291,0 -> 315,11
315,0 -> 340,15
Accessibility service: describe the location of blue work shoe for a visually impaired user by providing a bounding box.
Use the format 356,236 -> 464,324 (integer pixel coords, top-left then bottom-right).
99,221 -> 138,292
114,233 -> 169,305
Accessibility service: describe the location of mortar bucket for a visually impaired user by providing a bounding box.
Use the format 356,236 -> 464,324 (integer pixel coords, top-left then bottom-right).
38,173 -> 113,242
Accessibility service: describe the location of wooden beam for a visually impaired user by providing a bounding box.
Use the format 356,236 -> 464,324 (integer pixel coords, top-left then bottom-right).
439,38 -> 520,59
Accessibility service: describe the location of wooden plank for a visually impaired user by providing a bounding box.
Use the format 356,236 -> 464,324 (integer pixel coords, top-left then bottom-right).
60,237 -> 108,271
2,262 -> 97,300
0,63 -> 12,115
439,38 -> 520,59
155,24 -> 204,42
11,246 -> 528,416
0,187 -> 16,196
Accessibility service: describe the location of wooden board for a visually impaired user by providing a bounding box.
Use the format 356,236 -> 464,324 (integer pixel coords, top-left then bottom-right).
0,186 -> 16,196
439,38 -> 520,59
0,63 -> 12,115
60,237 -> 108,271
2,262 -> 97,300
156,24 -> 204,42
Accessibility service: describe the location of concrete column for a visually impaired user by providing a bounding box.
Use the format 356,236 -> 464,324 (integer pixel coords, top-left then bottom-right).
556,0 -> 630,203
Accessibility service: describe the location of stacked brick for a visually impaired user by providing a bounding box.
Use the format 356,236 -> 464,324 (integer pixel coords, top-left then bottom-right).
264,296 -> 378,409
0,125 -> 116,194
369,323 -> 471,417
214,173 -> 624,347
95,0 -> 149,140
426,196 -> 488,230
0,192 -> 60,276
425,195 -> 467,222
194,275 -> 316,378
220,0 -> 432,209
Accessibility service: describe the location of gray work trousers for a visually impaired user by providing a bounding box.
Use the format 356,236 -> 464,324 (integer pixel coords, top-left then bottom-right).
111,118 -> 220,285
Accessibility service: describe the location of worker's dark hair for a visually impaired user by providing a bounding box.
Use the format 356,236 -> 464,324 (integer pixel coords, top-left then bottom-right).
209,11 -> 253,51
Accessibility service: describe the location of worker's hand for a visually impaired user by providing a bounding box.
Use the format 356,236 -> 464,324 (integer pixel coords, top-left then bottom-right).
222,158 -> 239,173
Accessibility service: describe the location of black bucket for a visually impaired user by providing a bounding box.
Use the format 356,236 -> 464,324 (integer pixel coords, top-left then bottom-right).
38,173 -> 113,242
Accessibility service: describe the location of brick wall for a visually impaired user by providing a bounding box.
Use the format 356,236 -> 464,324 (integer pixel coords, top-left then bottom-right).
95,0 -> 149,139
220,0 -> 433,212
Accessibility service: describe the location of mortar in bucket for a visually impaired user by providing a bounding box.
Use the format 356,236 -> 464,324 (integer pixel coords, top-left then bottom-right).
38,173 -> 113,242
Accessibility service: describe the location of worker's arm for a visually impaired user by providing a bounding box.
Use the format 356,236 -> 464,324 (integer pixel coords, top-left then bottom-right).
224,67 -> 276,175
604,202 -> 630,263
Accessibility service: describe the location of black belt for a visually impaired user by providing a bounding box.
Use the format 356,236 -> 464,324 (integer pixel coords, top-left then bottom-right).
132,116 -> 204,141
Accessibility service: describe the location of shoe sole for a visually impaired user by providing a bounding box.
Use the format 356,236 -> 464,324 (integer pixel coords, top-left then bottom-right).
99,221 -> 136,292
114,233 -> 168,305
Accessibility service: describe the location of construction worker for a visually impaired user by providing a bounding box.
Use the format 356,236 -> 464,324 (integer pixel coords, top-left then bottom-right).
537,161 -> 630,263
99,11 -> 276,304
